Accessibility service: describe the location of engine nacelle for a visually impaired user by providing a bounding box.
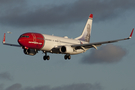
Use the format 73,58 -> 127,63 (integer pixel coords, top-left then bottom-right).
23,49 -> 37,56
60,46 -> 73,54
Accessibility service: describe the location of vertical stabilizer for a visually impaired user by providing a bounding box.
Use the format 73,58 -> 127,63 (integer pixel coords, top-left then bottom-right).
75,14 -> 93,42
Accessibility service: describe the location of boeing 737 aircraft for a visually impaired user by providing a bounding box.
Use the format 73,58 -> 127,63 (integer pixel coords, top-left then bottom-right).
2,14 -> 134,60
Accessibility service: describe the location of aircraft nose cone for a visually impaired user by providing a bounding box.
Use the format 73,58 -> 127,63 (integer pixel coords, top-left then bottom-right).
18,38 -> 23,45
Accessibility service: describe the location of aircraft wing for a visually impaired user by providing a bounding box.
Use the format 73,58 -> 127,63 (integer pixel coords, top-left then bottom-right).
3,43 -> 21,47
72,28 -> 134,50
2,33 -> 21,47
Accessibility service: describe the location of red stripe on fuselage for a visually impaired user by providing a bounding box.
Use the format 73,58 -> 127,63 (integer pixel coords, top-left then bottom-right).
18,33 -> 44,50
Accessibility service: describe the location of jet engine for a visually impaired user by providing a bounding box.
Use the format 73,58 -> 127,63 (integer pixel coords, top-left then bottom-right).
23,49 -> 38,56
60,46 -> 73,54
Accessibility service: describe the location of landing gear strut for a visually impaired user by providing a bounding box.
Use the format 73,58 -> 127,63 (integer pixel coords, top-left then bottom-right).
64,54 -> 71,60
43,52 -> 50,60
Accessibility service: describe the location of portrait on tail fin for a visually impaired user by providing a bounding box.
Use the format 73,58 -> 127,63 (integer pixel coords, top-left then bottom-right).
85,24 -> 90,42
75,14 -> 93,43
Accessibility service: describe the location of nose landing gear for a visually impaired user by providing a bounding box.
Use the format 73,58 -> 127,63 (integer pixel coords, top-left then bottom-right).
43,52 -> 50,60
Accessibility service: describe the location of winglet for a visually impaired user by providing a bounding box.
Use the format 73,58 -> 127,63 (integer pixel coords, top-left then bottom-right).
129,28 -> 134,39
3,33 -> 6,44
89,14 -> 93,19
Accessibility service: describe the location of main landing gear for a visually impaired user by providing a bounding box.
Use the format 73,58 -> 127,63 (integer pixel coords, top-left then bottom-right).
43,51 -> 71,60
64,54 -> 71,60
43,52 -> 50,60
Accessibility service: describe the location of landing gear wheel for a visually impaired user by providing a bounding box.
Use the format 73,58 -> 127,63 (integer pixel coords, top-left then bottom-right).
64,55 -> 68,60
43,56 -> 50,60
47,56 -> 50,60
68,55 -> 71,59
43,52 -> 50,61
43,56 -> 47,60
64,55 -> 71,60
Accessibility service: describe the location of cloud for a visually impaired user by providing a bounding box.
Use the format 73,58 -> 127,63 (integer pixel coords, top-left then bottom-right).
81,44 -> 127,64
0,0 -> 135,27
4,83 -> 102,90
5,83 -> 21,90
0,72 -> 13,81
0,0 -> 24,4
51,83 -> 102,90
0,84 -> 4,90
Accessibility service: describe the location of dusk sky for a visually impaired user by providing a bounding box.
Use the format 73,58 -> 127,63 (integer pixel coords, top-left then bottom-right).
0,0 -> 135,90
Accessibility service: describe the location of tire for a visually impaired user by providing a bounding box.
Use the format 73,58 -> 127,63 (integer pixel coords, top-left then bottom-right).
68,55 -> 71,60
43,56 -> 46,60
47,56 -> 50,60
64,55 -> 67,60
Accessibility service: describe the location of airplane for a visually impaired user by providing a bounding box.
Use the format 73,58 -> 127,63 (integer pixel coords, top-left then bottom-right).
2,14 -> 134,60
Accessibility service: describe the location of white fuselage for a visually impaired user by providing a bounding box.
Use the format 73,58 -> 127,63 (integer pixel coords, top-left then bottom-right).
41,34 -> 89,55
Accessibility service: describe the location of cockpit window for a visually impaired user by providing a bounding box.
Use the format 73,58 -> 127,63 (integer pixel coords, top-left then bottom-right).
20,35 -> 29,38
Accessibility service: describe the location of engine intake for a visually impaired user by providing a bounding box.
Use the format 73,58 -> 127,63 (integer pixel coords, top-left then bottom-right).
23,49 -> 37,56
60,46 -> 73,54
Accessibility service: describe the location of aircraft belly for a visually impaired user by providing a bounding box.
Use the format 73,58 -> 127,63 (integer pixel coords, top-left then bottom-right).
41,40 -> 55,51
40,34 -> 89,54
